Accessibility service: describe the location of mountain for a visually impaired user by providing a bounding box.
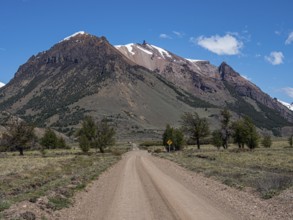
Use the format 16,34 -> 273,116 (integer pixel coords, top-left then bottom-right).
278,100 -> 293,111
0,32 -> 213,140
0,82 -> 5,88
116,42 -> 230,106
0,33 -> 292,139
116,43 -> 293,127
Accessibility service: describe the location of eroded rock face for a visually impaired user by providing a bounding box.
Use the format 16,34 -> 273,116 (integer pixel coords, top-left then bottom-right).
219,62 -> 293,122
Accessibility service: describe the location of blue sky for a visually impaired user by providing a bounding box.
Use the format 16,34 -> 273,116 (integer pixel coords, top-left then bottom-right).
0,0 -> 293,103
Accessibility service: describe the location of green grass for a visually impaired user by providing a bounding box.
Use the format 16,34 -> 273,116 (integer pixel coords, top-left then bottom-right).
155,141 -> 293,199
0,148 -> 123,213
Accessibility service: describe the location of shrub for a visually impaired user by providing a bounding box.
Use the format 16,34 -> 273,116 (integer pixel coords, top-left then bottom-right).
255,174 -> 292,199
261,135 -> 272,148
211,130 -> 223,149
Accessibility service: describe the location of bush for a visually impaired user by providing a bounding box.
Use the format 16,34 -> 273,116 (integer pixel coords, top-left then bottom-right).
211,130 -> 223,149
255,174 -> 292,199
261,135 -> 272,148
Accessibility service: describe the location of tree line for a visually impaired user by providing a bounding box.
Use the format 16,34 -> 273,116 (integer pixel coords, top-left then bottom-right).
163,109 -> 291,151
0,116 -> 116,155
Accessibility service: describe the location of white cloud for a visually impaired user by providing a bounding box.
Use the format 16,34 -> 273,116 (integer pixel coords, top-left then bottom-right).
159,34 -> 172,39
282,87 -> 293,98
192,34 -> 243,55
275,30 -> 281,35
285,32 -> 293,45
265,51 -> 284,65
172,31 -> 184,38
0,82 -> 5,88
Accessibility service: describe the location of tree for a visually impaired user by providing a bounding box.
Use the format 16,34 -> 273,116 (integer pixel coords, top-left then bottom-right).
40,128 -> 58,149
5,120 -> 35,156
181,112 -> 210,149
94,119 -> 116,153
79,134 -> 90,153
76,116 -> 96,152
40,128 -> 67,149
77,116 -> 115,153
231,120 -> 246,149
57,136 -> 67,149
261,135 -> 272,148
231,116 -> 259,150
162,124 -> 184,151
211,130 -> 223,149
242,116 -> 259,150
172,129 -> 184,151
163,124 -> 174,151
220,108 -> 232,149
289,135 -> 293,148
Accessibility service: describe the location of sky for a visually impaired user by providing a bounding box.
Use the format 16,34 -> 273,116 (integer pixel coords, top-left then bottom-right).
0,0 -> 293,103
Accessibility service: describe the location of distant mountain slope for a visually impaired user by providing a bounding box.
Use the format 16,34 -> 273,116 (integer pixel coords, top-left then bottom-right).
0,82 -> 5,88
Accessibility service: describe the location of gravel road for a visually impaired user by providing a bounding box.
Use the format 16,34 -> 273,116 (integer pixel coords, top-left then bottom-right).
59,150 -> 244,220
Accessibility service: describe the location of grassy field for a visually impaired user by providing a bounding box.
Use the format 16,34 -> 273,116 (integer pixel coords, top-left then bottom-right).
154,140 -> 293,199
0,147 -> 128,215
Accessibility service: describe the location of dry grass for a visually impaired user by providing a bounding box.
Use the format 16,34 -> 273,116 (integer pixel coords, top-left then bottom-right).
0,148 -> 123,213
155,141 -> 293,199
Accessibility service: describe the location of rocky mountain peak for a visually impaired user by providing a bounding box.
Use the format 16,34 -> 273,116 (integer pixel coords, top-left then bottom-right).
218,62 -> 240,80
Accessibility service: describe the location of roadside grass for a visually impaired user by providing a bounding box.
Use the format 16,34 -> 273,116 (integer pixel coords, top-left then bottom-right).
0,146 -> 126,213
154,141 -> 293,199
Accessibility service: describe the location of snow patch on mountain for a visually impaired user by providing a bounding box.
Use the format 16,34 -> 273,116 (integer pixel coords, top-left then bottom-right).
148,44 -> 172,58
278,100 -> 293,111
0,82 -> 5,88
186,58 -> 205,63
116,44 -> 135,55
62,31 -> 87,42
137,45 -> 153,55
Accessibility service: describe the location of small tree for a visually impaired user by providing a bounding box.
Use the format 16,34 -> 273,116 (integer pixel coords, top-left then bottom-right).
163,125 -> 184,151
40,128 -> 58,149
243,116 -> 259,150
6,120 -> 35,156
172,129 -> 184,151
289,135 -> 293,147
163,124 -> 174,151
220,108 -> 232,149
181,112 -> 210,149
94,119 -> 115,153
211,130 -> 223,149
77,116 -> 96,152
79,134 -> 90,153
231,116 -> 259,150
57,136 -> 67,149
261,135 -> 272,148
231,120 -> 246,149
77,117 -> 115,153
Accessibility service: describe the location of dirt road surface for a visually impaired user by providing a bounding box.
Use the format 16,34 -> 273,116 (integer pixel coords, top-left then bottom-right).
59,150 -> 247,220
